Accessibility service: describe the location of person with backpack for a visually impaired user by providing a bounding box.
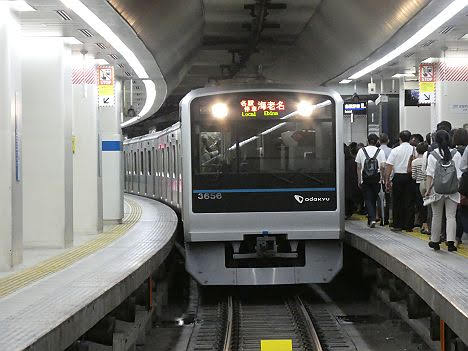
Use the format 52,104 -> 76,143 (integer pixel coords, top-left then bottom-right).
355,134 -> 386,228
385,130 -> 416,232
425,130 -> 463,252
453,128 -> 468,246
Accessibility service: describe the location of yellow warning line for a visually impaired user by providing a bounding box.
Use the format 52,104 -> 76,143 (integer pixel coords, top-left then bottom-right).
350,216 -> 468,258
0,198 -> 142,298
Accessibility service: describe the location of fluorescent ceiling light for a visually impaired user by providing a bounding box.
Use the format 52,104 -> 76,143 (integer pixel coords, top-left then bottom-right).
348,0 -> 468,80
461,33 -> 468,39
59,0 -> 155,122
392,73 -> 416,78
339,79 -> 352,84
2,0 -> 36,12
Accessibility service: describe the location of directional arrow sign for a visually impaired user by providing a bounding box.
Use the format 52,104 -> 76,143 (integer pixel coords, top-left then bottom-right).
99,95 -> 115,107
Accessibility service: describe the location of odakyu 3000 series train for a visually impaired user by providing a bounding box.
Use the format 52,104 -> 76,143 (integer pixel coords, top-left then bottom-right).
124,85 -> 344,285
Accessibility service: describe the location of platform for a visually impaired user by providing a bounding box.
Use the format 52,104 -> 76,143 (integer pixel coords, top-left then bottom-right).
0,194 -> 177,351
345,220 -> 468,346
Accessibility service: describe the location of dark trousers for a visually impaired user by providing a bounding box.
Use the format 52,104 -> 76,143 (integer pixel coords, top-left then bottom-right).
414,183 -> 427,225
456,205 -> 468,240
392,174 -> 415,230
362,182 -> 380,223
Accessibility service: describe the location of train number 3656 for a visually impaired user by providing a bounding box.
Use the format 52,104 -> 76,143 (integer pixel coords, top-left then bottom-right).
197,193 -> 222,200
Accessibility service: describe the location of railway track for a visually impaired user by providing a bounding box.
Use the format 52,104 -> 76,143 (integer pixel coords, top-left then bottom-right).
186,293 -> 335,351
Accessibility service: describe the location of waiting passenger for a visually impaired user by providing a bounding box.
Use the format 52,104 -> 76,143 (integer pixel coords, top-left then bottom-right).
385,130 -> 416,232
453,128 -> 468,246
411,142 -> 429,233
425,130 -> 463,252
355,134 -> 386,228
344,144 -> 360,219
379,133 -> 392,159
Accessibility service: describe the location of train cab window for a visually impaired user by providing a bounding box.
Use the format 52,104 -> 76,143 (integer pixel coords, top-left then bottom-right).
148,150 -> 152,175
190,92 -> 337,213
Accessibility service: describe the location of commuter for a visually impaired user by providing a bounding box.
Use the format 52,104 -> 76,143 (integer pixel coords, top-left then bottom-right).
379,133 -> 392,159
428,121 -> 452,152
425,130 -> 463,251
349,142 -> 359,159
412,142 -> 429,232
355,134 -> 386,228
385,130 -> 416,232
344,144 -> 360,219
357,142 -> 365,151
453,128 -> 468,246
379,133 -> 392,225
410,134 -> 424,147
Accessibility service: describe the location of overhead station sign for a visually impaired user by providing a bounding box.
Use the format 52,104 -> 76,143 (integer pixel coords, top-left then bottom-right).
419,63 -> 435,104
97,65 -> 115,107
344,102 -> 367,116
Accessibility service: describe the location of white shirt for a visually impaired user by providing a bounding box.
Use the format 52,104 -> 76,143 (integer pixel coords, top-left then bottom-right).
386,142 -> 415,174
355,146 -> 386,182
379,144 -> 392,159
426,148 -> 462,203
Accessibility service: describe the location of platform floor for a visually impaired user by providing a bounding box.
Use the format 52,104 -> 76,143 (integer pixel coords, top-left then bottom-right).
345,219 -> 468,346
0,194 -> 177,350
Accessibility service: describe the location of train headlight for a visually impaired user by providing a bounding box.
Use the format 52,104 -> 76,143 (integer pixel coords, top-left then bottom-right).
297,100 -> 314,117
211,103 -> 229,119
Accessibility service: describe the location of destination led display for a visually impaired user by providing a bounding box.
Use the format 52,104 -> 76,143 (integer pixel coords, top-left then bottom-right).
240,99 -> 285,117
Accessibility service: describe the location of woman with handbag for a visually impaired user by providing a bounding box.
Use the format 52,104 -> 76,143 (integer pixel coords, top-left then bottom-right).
425,130 -> 463,252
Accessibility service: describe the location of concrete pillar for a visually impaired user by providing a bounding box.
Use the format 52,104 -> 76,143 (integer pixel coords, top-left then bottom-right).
21,38 -> 73,248
99,79 -> 124,223
0,7 -> 23,270
432,56 -> 468,130
72,55 -> 103,235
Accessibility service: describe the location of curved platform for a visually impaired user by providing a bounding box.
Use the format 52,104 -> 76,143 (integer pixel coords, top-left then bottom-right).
345,220 -> 468,346
0,195 -> 177,351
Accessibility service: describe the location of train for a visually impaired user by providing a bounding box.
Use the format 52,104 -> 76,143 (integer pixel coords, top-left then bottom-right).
124,85 -> 344,285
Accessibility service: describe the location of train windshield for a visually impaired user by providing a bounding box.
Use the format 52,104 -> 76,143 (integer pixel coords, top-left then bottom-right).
190,91 -> 337,212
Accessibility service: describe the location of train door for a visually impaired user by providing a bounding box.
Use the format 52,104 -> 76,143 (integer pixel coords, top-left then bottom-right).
156,146 -> 161,199
152,146 -> 156,197
177,138 -> 182,208
139,147 -> 144,194
132,149 -> 137,193
172,143 -> 177,205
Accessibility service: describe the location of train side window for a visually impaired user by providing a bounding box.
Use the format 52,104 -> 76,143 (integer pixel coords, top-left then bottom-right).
152,147 -> 155,175
148,149 -> 152,175
140,151 -> 144,175
172,144 -> 176,178
162,147 -> 165,176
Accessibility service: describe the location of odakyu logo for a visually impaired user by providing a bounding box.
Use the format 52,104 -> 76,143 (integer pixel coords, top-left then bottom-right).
294,195 -> 330,204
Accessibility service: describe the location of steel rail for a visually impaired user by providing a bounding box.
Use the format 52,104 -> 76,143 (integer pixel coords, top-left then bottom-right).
294,296 -> 323,351
222,296 -> 234,351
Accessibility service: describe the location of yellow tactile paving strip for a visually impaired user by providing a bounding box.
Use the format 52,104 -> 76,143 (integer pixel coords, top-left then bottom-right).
348,214 -> 468,258
0,198 -> 142,298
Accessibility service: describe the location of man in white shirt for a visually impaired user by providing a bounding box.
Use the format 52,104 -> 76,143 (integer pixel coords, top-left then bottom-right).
385,130 -> 416,232
379,133 -> 392,159
356,134 -> 386,228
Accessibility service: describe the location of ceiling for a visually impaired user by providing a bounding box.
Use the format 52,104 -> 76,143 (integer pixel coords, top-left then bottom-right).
16,0 -> 167,118
110,0 -> 436,99
16,0 -> 468,130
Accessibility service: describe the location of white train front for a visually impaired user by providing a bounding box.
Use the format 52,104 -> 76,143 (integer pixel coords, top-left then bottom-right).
124,85 -> 344,285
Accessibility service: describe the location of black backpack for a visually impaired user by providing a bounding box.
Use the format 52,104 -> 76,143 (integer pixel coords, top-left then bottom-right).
457,146 -> 468,196
362,148 -> 381,183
